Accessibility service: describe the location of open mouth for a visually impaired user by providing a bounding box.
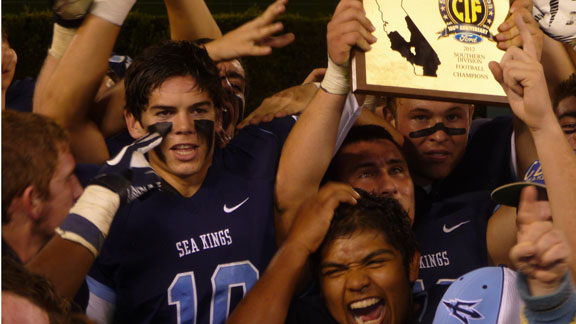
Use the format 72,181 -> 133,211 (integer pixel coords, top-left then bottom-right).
171,144 -> 199,160
349,297 -> 386,324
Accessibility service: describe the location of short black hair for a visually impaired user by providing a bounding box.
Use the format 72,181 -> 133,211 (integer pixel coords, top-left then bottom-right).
124,40 -> 224,122
324,125 -> 402,182
311,191 -> 417,278
554,73 -> 576,113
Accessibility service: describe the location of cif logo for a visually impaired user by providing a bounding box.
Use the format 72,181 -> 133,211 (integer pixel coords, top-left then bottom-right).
438,0 -> 496,43
448,0 -> 488,25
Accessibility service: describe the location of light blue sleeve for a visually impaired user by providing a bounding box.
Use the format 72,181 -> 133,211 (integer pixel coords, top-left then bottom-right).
518,272 -> 576,324
86,275 -> 117,324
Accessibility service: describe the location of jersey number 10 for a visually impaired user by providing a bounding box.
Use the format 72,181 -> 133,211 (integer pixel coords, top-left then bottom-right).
168,261 -> 259,324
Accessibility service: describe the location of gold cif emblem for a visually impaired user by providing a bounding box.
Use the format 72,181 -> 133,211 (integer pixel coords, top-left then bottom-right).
439,0 -> 495,43
449,0 -> 486,25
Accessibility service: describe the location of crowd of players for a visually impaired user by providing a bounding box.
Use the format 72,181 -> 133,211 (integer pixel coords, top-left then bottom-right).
2,0 -> 576,323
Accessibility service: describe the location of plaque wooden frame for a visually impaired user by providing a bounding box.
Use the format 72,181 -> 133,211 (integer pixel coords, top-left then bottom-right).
352,0 -> 510,106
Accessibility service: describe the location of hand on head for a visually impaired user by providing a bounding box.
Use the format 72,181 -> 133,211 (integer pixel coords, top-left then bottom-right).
284,182 -> 359,256
237,83 -> 317,129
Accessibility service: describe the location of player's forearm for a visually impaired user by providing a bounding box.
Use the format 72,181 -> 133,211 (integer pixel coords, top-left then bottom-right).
226,242 -> 310,324
531,122 -> 576,276
35,15 -> 119,129
27,236 -> 96,299
165,0 -> 222,41
487,206 -> 517,267
275,89 -> 347,212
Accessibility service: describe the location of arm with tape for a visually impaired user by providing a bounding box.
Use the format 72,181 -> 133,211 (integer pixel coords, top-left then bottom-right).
27,122 -> 172,299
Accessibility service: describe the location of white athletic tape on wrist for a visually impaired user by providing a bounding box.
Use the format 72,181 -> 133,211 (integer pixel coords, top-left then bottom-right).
48,24 -> 77,59
91,0 -> 136,26
56,185 -> 120,257
320,55 -> 350,95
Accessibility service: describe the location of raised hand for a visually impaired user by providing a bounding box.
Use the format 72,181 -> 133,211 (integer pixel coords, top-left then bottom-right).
205,0 -> 295,62
326,0 -> 376,65
495,0 -> 543,56
489,13 -> 555,133
510,186 -> 571,296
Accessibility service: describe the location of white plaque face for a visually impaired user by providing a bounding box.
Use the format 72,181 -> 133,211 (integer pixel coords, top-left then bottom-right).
353,0 -> 510,105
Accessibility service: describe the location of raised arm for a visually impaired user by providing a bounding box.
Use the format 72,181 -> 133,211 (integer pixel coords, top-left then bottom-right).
204,0 -> 295,62
490,13 -> 576,277
164,0 -> 222,41
33,7 -> 129,164
275,0 -> 376,218
227,183 -> 359,324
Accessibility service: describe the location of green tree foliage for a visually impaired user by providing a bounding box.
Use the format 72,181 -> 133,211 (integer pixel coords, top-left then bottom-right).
3,10 -> 329,114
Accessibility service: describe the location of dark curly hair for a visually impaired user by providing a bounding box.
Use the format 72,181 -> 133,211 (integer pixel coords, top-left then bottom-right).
311,190 -> 417,278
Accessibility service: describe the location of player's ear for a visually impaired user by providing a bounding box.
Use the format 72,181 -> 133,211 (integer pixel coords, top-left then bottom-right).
409,250 -> 420,282
383,107 -> 396,126
467,104 -> 475,126
125,110 -> 147,139
20,186 -> 43,221
215,106 -> 223,131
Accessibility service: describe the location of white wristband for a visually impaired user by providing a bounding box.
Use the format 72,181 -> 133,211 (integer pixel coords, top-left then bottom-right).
56,185 -> 120,257
320,55 -> 350,95
91,0 -> 136,26
48,24 -> 77,59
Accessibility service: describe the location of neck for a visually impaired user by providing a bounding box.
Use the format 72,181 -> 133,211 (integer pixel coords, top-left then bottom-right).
156,165 -> 211,198
2,221 -> 47,264
412,173 -> 433,188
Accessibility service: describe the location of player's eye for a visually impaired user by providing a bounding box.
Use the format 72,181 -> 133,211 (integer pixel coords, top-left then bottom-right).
156,110 -> 173,117
365,259 -> 387,268
445,113 -> 461,122
359,171 -> 374,178
192,108 -> 209,115
322,267 -> 346,277
561,123 -> 576,134
389,166 -> 404,175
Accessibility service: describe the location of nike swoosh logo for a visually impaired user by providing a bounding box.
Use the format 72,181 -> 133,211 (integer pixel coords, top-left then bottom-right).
223,197 -> 250,213
443,220 -> 471,233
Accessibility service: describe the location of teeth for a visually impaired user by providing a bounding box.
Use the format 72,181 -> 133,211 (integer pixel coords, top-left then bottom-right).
350,297 -> 380,309
173,144 -> 196,149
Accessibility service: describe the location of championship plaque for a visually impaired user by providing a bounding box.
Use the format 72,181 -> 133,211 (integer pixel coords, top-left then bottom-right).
352,0 -> 509,105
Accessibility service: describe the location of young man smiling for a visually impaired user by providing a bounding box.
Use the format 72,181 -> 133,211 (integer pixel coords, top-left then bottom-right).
86,40 -> 297,324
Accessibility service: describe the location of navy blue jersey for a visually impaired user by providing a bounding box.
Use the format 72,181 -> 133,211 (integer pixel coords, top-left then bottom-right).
411,117 -> 514,322
87,117 -> 295,324
413,189 -> 495,323
431,116 -> 515,199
